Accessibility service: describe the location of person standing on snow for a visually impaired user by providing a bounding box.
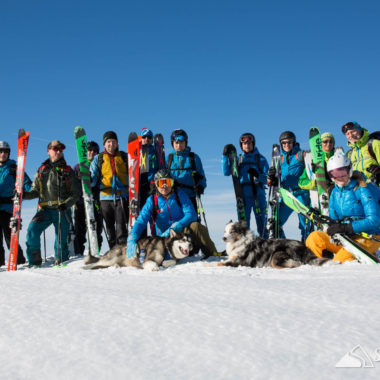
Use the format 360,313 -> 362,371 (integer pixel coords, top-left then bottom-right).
126,169 -> 224,260
342,121 -> 380,185
23,140 -> 80,266
222,133 -> 269,236
73,141 -> 103,255
267,131 -> 310,241
0,141 -> 32,266
306,152 -> 380,262
90,131 -> 129,249
166,129 -> 206,218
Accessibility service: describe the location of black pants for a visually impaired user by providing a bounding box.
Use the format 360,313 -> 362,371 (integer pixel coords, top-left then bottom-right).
74,200 -> 103,255
0,209 -> 26,266
100,198 -> 129,249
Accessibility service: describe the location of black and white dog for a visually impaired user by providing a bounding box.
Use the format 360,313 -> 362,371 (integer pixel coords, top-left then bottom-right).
83,229 -> 193,271
219,221 -> 329,269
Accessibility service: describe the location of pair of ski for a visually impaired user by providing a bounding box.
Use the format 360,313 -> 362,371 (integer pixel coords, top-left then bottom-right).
127,132 -> 166,232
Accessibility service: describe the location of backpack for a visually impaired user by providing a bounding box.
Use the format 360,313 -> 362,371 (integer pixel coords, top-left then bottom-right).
97,151 -> 128,170
167,152 -> 204,185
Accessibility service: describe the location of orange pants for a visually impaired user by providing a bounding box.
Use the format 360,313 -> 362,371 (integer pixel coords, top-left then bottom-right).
306,230 -> 380,263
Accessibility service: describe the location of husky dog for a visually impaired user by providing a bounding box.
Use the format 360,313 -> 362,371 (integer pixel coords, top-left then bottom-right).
219,221 -> 329,269
83,229 -> 193,270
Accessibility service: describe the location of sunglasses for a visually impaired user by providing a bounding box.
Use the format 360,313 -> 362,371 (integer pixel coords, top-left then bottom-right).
281,140 -> 293,145
155,178 -> 174,188
142,135 -> 152,139
0,149 -> 9,154
50,146 -> 63,152
240,136 -> 253,143
322,139 -> 333,144
329,167 -> 349,180
173,135 -> 185,142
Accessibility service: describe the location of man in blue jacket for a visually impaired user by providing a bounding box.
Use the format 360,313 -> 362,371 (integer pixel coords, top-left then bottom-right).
166,129 -> 206,217
0,141 -> 32,266
126,170 -> 222,259
222,133 -> 269,236
267,131 -> 310,241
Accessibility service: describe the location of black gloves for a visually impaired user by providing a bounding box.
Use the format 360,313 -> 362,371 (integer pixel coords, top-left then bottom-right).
267,166 -> 278,186
367,164 -> 380,184
223,144 -> 235,156
248,167 -> 259,179
57,203 -> 67,212
327,223 -> 354,236
195,185 -> 204,196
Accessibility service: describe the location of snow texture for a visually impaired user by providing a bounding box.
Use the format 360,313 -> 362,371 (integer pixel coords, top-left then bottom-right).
1,256 -> 379,380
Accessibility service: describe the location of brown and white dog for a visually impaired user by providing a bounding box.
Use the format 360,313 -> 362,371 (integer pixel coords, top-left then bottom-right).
219,221 -> 329,269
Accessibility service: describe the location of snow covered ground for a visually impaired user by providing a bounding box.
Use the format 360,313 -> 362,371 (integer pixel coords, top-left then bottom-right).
1,256 -> 379,380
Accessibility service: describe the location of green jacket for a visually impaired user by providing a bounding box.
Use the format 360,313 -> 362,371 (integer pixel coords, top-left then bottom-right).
24,157 -> 81,209
346,128 -> 380,181
298,150 -> 335,191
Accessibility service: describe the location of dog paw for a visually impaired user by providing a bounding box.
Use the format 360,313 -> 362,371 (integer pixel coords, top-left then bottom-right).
162,259 -> 176,268
143,260 -> 159,271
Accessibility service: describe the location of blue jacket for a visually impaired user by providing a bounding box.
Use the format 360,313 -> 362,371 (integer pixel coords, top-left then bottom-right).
130,189 -> 197,240
280,143 -> 306,191
222,147 -> 269,186
0,159 -> 32,213
166,147 -> 206,199
329,176 -> 380,234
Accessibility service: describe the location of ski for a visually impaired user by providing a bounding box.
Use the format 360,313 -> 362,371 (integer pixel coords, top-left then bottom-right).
128,132 -> 142,233
226,144 -> 246,221
248,169 -> 263,234
8,129 -> 30,271
304,150 -> 319,208
154,133 -> 165,170
309,127 -> 329,215
266,144 -> 281,238
278,187 -> 379,265
74,126 -> 99,257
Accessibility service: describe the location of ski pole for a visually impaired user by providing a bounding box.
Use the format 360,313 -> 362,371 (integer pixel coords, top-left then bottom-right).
196,194 -> 208,229
43,230 -> 47,263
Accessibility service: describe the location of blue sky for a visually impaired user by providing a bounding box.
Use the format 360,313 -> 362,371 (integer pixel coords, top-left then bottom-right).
2,0 -> 380,247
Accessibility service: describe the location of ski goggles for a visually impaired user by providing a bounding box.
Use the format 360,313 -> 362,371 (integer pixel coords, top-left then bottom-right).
341,122 -> 361,134
328,167 -> 349,180
173,135 -> 186,142
155,178 -> 174,188
240,135 -> 253,143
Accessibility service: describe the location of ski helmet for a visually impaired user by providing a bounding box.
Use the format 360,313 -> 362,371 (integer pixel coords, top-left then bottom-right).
239,133 -> 255,150
141,128 -> 153,138
87,141 -> 100,154
341,121 -> 362,134
170,129 -> 188,146
0,141 -> 10,153
154,169 -> 173,181
279,131 -> 296,144
327,151 -> 352,179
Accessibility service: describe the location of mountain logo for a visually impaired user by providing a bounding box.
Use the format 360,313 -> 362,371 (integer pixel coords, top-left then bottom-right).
336,345 -> 380,368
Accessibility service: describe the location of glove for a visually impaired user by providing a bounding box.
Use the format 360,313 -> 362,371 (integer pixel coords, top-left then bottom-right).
248,167 -> 259,179
326,223 -> 354,236
57,203 -> 67,211
126,235 -> 138,258
195,184 -> 204,196
161,222 -> 184,237
267,166 -> 278,186
223,144 -> 235,156
367,164 -> 380,184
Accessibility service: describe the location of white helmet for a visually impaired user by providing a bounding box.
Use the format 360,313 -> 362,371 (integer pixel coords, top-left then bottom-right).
0,141 -> 10,153
327,151 -> 351,173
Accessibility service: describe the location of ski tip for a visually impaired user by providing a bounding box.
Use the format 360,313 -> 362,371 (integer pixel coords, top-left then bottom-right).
128,132 -> 138,143
18,129 -> 26,138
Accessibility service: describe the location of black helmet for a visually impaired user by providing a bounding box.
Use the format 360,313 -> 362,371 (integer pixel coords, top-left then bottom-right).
279,131 -> 296,144
154,169 -> 173,182
239,133 -> 255,151
0,141 -> 10,154
170,129 -> 188,146
87,141 -> 100,154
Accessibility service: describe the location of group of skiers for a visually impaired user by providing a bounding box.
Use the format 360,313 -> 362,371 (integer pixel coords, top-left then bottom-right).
1,120 -> 380,268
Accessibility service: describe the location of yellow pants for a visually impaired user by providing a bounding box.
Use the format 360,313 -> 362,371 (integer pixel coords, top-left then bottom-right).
306,230 -> 380,263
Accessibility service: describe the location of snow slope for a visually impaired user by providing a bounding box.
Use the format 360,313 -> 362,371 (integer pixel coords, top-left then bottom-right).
1,257 -> 379,380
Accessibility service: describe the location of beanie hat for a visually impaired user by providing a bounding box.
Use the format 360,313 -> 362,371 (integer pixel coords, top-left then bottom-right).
141,128 -> 153,138
103,131 -> 118,145
321,132 -> 335,144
